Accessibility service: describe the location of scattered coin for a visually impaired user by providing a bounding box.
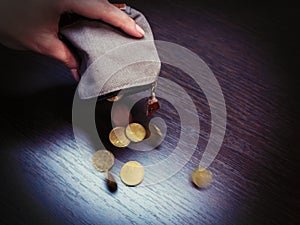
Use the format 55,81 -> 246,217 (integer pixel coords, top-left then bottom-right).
143,124 -> 164,150
120,161 -> 144,186
106,170 -> 118,192
153,124 -> 162,136
191,167 -> 213,188
149,124 -> 163,137
109,127 -> 130,147
92,150 -> 114,172
125,123 -> 146,142
107,95 -> 123,102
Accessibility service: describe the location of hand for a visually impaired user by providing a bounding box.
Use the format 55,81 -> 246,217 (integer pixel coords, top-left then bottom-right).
0,0 -> 145,80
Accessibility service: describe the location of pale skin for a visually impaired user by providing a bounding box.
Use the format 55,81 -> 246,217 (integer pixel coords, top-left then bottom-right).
0,0 -> 145,80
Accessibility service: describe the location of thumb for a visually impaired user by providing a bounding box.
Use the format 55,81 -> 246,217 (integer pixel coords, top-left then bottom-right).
70,1 -> 145,38
38,35 -> 80,81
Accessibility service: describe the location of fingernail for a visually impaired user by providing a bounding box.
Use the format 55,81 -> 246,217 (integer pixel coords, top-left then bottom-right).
136,24 -> 145,37
71,68 -> 80,81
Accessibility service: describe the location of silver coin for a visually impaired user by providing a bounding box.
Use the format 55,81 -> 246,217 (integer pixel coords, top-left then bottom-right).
92,150 -> 115,172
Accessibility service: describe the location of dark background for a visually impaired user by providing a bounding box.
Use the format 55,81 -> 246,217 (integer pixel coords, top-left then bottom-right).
0,0 -> 299,224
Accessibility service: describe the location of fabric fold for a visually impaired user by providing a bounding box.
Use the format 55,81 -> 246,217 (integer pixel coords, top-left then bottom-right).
60,7 -> 161,99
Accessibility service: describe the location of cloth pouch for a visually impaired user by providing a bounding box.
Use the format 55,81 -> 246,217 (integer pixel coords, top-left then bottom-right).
60,5 -> 161,99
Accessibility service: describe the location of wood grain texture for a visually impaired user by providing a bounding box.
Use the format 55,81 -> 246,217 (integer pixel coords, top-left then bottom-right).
0,1 -> 299,224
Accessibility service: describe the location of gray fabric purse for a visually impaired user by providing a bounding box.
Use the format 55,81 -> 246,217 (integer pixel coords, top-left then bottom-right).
60,5 -> 161,100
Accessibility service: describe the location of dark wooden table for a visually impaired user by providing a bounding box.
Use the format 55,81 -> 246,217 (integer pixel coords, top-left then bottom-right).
0,1 -> 299,224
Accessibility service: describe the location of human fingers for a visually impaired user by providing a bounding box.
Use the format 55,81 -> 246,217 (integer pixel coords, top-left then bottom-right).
34,34 -> 80,81
68,0 -> 145,38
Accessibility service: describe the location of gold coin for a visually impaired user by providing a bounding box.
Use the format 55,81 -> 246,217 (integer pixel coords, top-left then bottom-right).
191,167 -> 213,188
149,124 -> 163,137
107,95 -> 123,102
120,161 -> 144,186
109,127 -> 130,148
125,123 -> 146,142
146,124 -> 163,147
153,125 -> 162,136
92,150 -> 114,172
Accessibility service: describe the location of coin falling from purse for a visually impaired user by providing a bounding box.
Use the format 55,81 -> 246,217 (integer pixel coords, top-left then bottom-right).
60,4 -> 212,189
60,4 -> 162,189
